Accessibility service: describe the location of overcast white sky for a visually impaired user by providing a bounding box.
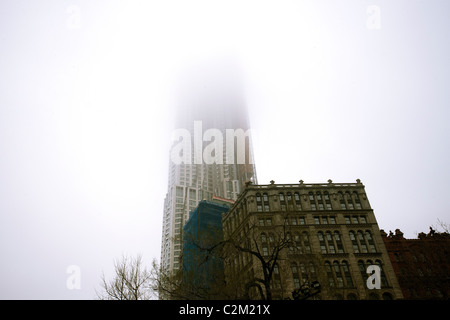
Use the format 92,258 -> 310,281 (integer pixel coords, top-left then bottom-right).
1,0 -> 449,299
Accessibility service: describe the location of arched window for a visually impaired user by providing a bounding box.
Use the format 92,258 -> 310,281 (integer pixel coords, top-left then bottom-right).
365,230 -> 376,252
325,261 -> 335,287
349,231 -> 359,253
342,261 -> 353,287
326,231 -> 336,254
333,261 -> 344,287
334,231 -> 345,253
294,232 -> 302,254
291,262 -> 300,289
299,263 -> 308,281
358,260 -> 368,282
272,263 -> 281,289
357,231 -> 368,253
318,232 -> 327,254
309,262 -> 316,277
375,260 -> 388,287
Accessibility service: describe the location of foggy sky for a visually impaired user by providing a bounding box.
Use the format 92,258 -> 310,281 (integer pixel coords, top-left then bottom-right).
1,0 -> 449,299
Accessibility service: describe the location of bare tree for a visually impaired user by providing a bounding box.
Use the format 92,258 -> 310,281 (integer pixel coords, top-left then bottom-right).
434,218 -> 450,233
222,216 -> 294,300
97,254 -> 154,300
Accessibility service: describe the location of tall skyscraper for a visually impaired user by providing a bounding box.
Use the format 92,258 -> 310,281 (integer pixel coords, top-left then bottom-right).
160,58 -> 257,272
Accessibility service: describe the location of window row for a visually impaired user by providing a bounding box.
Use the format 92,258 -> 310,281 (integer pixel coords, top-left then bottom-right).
255,190 -> 363,212
291,261 -> 317,289
325,260 -> 354,288
349,230 -> 377,253
260,230 -> 377,255
344,215 -> 368,224
318,231 -> 345,254
314,215 -> 337,225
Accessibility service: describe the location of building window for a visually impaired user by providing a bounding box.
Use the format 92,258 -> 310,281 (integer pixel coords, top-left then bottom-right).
375,260 -> 389,287
350,231 -> 359,253
353,191 -> 362,209
326,231 -> 336,254
261,233 -> 269,256
303,232 -> 311,253
334,231 -> 345,253
333,261 -> 344,287
314,216 -> 320,225
342,261 -> 354,287
263,193 -> 270,211
324,191 -> 332,210
273,264 -> 281,289
365,230 -> 376,252
325,261 -> 335,287
318,232 -> 327,254
291,263 -> 301,289
287,192 -> 295,211
299,263 -> 308,282
339,192 -> 346,209
316,192 -> 324,210
279,193 -> 286,211
357,231 -> 368,253
358,260 -> 368,282
294,192 -> 302,210
309,192 -> 316,210
346,191 -> 354,209
256,193 -> 263,212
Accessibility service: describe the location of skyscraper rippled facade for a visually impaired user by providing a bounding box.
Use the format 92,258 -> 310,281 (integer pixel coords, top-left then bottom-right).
160,58 -> 257,272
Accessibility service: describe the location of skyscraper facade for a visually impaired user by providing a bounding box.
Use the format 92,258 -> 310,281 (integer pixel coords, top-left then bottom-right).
160,59 -> 257,272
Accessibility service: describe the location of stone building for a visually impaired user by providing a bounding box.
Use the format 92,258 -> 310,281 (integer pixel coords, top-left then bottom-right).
221,179 -> 403,300
382,227 -> 450,299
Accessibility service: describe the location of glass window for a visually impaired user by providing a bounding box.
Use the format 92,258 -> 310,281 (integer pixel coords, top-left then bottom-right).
303,232 -> 311,253
353,191 -> 362,209
318,232 -> 327,254
309,192 -> 316,210
326,232 -> 336,253
339,192 -> 346,209
346,192 -> 354,210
